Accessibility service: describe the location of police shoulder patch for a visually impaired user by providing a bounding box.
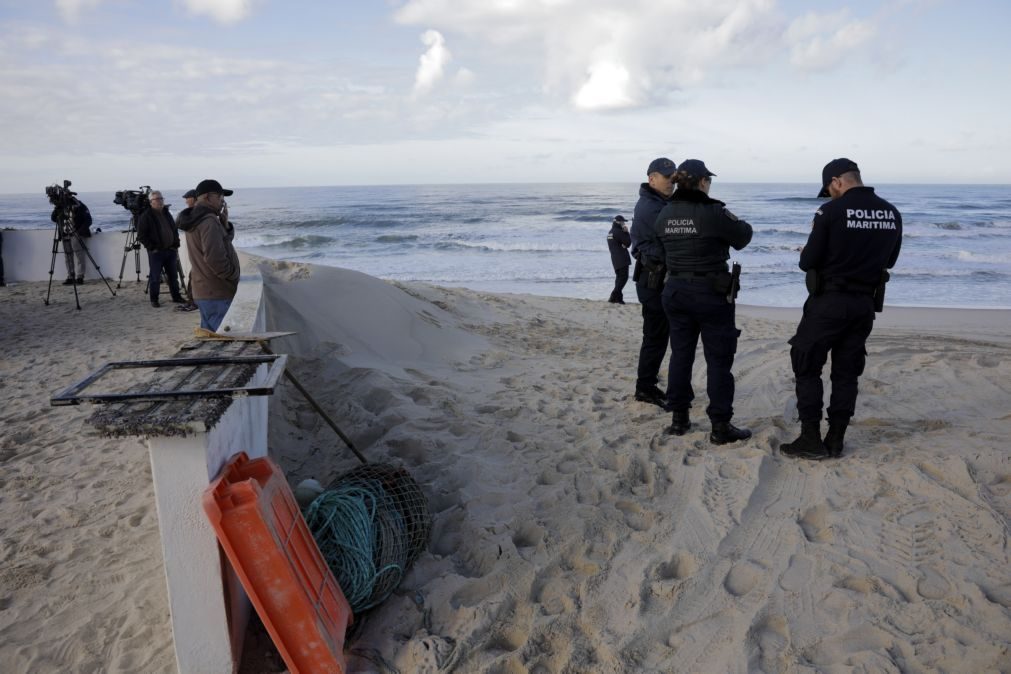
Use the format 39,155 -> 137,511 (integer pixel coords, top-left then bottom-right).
723,208 -> 739,221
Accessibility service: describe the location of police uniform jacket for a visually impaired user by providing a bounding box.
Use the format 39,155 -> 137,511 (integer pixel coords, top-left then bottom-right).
630,183 -> 670,266
653,189 -> 752,273
801,186 -> 902,287
607,221 -> 632,270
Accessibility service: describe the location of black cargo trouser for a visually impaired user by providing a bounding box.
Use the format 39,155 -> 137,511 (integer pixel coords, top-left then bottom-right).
612,265 -> 629,296
789,292 -> 875,423
635,281 -> 669,391
661,278 -> 740,422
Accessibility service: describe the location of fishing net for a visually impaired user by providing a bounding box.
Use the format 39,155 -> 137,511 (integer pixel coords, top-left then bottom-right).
303,463 -> 432,613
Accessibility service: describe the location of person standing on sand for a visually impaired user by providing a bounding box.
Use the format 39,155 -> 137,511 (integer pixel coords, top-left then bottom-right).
649,159 -> 753,444
136,190 -> 186,308
176,179 -> 240,332
607,215 -> 632,303
52,195 -> 92,285
0,230 -> 6,286
780,158 -> 902,460
630,157 -> 677,408
174,189 -> 199,312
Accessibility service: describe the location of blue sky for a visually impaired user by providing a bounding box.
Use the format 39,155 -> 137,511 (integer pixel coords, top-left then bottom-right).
0,0 -> 1007,192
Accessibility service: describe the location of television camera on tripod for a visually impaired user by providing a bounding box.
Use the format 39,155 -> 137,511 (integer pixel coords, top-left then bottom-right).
44,180 -> 116,309
113,185 -> 152,287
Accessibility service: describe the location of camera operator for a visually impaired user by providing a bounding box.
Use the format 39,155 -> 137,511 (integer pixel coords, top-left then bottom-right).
51,196 -> 92,284
136,190 -> 186,308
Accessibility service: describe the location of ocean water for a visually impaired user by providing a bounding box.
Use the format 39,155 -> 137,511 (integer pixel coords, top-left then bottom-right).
3,182 -> 1010,309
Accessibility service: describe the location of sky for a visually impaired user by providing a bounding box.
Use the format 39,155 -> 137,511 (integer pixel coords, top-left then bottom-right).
0,0 -> 1008,193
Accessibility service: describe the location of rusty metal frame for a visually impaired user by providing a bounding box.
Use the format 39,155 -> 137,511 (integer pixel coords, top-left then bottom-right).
50,354 -> 288,406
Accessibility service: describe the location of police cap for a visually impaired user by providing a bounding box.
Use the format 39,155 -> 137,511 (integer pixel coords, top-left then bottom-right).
818,158 -> 859,198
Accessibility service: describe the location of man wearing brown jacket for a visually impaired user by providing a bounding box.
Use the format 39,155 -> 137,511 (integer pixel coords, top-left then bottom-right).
177,179 -> 240,331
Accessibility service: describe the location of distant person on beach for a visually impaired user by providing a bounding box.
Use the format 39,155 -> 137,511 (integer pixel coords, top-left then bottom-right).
177,179 -> 240,331
781,158 -> 902,461
649,159 -> 753,444
630,157 -> 677,408
0,230 -> 6,286
51,196 -> 92,285
174,189 -> 199,312
136,190 -> 185,308
181,189 -> 197,213
607,215 -> 631,303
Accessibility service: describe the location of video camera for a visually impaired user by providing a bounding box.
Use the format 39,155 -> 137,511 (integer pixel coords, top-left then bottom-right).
45,179 -> 77,208
113,185 -> 152,215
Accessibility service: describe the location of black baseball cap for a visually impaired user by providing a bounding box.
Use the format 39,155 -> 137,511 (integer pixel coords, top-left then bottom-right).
194,179 -> 234,197
613,215 -> 627,222
647,157 -> 677,177
677,159 -> 715,178
818,158 -> 859,198
182,189 -> 196,199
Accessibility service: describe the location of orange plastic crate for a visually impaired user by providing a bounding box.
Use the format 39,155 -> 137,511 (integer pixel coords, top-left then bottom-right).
203,452 -> 351,674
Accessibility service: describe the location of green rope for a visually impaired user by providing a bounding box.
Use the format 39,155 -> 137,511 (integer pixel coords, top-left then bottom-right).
304,478 -> 408,613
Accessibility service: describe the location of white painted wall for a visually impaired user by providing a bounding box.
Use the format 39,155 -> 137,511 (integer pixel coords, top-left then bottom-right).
147,254 -> 268,674
0,228 -> 191,283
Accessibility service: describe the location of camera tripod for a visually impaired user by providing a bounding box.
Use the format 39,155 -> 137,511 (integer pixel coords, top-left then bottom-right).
44,216 -> 117,310
117,215 -> 143,288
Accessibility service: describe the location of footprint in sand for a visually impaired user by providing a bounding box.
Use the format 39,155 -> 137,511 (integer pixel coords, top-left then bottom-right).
724,560 -> 764,597
657,551 -> 698,581
798,504 -> 833,543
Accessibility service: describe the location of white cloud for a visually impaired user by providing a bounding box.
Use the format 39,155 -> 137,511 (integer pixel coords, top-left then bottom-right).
55,0 -> 104,22
786,11 -> 878,71
395,0 -> 785,110
413,29 -> 452,95
181,0 -> 256,25
573,61 -> 635,110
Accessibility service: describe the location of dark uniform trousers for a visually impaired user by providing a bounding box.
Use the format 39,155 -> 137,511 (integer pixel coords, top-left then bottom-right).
661,278 -> 739,422
789,292 -> 875,423
635,281 -> 669,390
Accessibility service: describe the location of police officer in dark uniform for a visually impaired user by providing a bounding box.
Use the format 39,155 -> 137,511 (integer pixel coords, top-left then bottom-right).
649,159 -> 753,444
607,215 -> 632,303
781,158 -> 902,460
630,157 -> 677,407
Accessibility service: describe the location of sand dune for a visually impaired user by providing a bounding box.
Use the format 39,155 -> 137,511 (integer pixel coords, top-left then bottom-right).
2,263 -> 1009,672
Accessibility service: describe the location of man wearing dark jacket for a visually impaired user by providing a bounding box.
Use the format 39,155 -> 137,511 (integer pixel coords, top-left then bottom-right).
137,190 -> 185,307
177,179 -> 240,331
51,197 -> 92,284
649,159 -> 753,444
607,215 -> 632,303
630,157 -> 677,407
781,158 -> 902,460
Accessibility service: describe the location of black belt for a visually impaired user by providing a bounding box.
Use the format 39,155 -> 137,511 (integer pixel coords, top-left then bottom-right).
823,278 -> 876,295
667,270 -> 720,281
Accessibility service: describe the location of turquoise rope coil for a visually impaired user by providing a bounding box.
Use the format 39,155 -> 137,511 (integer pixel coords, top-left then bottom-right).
304,465 -> 430,614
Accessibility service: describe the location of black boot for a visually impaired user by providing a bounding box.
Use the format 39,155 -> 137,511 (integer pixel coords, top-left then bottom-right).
824,419 -> 848,458
781,421 -> 831,460
710,421 -> 752,445
634,385 -> 667,409
608,290 -> 624,304
62,277 -> 75,285
668,410 -> 691,436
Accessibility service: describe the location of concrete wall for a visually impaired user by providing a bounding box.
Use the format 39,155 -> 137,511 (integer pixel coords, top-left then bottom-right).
0,228 -> 191,283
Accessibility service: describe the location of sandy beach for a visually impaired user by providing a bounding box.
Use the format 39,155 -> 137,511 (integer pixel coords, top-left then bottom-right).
2,264 -> 1010,672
